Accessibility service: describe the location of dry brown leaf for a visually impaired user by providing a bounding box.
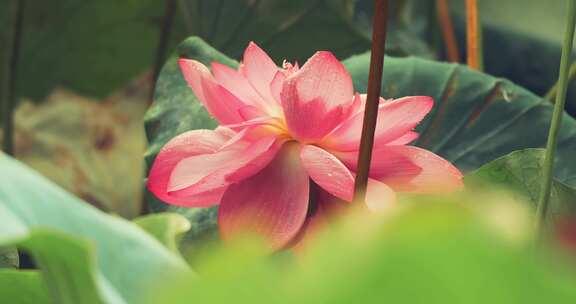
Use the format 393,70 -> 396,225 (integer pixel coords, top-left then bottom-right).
1,74 -> 151,218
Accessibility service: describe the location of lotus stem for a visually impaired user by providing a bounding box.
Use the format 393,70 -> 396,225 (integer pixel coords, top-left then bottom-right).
465,0 -> 483,70
436,0 -> 460,62
353,0 -> 390,204
536,0 -> 576,237
544,60 -> 576,103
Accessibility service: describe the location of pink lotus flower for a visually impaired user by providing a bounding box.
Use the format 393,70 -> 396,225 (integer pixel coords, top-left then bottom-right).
147,42 -> 463,250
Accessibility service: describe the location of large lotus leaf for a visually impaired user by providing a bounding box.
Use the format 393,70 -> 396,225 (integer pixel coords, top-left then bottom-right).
0,153 -> 191,304
453,21 -> 576,116
465,149 -> 576,227
0,0 -> 181,101
356,0 -> 576,115
343,52 -> 576,186
442,0 -> 576,115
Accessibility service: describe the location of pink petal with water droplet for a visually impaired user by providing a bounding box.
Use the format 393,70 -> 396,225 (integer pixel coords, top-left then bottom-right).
270,71 -> 285,103
300,145 -> 398,211
323,96 -> 433,151
212,62 -> 276,116
147,129 -> 233,207
167,135 -> 281,198
179,59 -> 247,124
300,145 -> 354,201
337,145 -> 462,193
241,42 -> 279,104
281,51 -> 354,142
218,143 -> 309,250
385,131 -> 420,146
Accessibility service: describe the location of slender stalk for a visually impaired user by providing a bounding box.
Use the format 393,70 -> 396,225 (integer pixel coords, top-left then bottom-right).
150,0 -> 177,103
1,0 -> 24,156
436,0 -> 460,62
544,60 -> 576,102
352,0 -> 390,204
465,0 -> 483,70
535,0 -> 576,236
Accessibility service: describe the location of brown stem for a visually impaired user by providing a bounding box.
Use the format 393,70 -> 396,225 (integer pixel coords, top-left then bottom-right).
465,0 -> 483,70
436,0 -> 460,62
352,0 -> 390,204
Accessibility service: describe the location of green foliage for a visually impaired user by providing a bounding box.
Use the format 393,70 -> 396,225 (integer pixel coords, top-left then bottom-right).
0,0 -> 372,103
343,53 -> 576,186
446,0 -> 576,115
133,213 -> 191,253
466,149 -> 576,224
468,21 -> 576,116
364,0 -> 576,115
164,206 -> 220,264
18,231 -> 107,304
147,200 -> 576,303
183,0 -> 370,63
0,153 -> 191,303
355,0 -> 436,58
0,0 -> 177,100
0,269 -> 50,304
451,0 -> 566,43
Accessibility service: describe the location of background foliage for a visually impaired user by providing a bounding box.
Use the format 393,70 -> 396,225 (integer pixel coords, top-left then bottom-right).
1,0 -> 576,303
